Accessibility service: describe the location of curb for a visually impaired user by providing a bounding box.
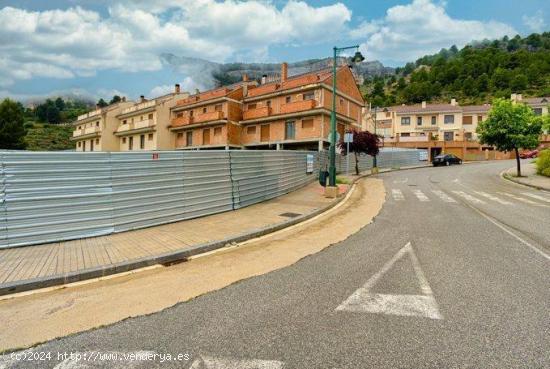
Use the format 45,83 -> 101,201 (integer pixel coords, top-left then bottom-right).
501,168 -> 550,193
0,164 -> 429,297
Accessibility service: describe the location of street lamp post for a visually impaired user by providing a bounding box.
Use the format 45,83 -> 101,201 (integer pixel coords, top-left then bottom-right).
328,45 -> 364,188
373,106 -> 378,169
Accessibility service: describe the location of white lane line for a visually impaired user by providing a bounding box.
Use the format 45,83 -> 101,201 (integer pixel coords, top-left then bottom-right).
497,192 -> 549,207
473,191 -> 513,205
452,191 -> 486,204
336,242 -> 442,320
392,189 -> 404,201
413,189 -> 430,202
393,178 -> 408,184
521,192 -> 550,203
189,356 -> 284,369
431,190 -> 457,203
462,202 -> 550,262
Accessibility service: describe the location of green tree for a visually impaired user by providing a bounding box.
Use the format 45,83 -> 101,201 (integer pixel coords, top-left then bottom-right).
476,99 -> 542,176
54,97 -> 66,111
109,95 -> 122,104
0,98 -> 27,149
96,98 -> 108,108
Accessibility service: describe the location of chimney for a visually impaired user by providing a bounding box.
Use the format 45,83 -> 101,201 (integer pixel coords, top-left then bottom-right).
140,95 -> 145,103
281,62 -> 288,83
261,74 -> 267,84
175,84 -> 180,93
450,98 -> 457,106
421,101 -> 426,109
121,96 -> 126,102
242,74 -> 249,82
195,88 -> 200,95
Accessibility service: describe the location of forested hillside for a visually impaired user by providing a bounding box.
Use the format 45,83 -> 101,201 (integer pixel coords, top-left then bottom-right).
363,33 -> 550,107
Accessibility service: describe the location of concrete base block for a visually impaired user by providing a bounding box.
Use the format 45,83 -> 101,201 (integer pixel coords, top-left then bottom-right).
324,186 -> 339,198
371,167 -> 379,174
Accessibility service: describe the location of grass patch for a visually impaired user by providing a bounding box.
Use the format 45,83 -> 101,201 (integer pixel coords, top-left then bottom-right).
336,176 -> 352,185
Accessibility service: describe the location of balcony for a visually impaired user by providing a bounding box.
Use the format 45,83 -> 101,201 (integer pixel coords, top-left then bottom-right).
73,126 -> 100,137
194,111 -> 224,123
399,135 -> 429,142
243,107 -> 271,120
77,109 -> 101,121
172,115 -> 193,128
121,101 -> 155,115
280,100 -> 317,114
116,119 -> 154,133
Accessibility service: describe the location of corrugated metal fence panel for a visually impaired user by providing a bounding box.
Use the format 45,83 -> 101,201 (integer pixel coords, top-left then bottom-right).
231,151 -> 314,209
0,153 -> 7,248
377,148 -> 427,168
182,151 -> 233,219
110,151 -> 185,232
2,151 -> 113,247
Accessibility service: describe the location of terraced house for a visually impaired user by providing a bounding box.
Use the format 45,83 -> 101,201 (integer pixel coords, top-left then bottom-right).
72,99 -> 133,152
115,85 -> 188,151
239,63 -> 363,151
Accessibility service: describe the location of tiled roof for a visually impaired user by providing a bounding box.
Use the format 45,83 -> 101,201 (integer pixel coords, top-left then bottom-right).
462,104 -> 491,113
246,67 -> 335,98
388,104 -> 461,114
522,97 -> 549,105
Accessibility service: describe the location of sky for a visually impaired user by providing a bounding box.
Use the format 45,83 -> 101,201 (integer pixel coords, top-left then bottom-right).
0,0 -> 548,102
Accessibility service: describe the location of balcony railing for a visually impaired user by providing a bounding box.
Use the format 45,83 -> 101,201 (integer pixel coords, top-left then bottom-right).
121,101 -> 155,115
194,111 -> 224,123
280,99 -> 317,115
399,135 -> 429,142
172,115 -> 193,128
116,119 -> 154,133
77,109 -> 102,121
243,107 -> 271,120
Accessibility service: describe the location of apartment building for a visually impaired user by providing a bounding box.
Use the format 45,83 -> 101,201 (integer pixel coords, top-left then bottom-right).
511,94 -> 549,116
72,99 -> 134,151
169,80 -> 255,149
239,63 -> 363,151
115,85 -> 188,151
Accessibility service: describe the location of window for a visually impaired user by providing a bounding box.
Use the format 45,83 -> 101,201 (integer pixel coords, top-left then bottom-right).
301,119 -> 314,129
285,96 -> 291,103
248,103 -> 257,110
78,126 -> 81,130
189,110 -> 193,117
431,116 -> 436,125
417,117 -> 422,126
203,129 -> 210,145
95,139 -> 99,145
400,133 -> 410,137
214,104 -> 222,112
128,136 -> 133,150
90,139 -> 94,151
148,133 -> 153,141
534,108 -> 543,116
77,141 -> 81,147
247,126 -> 256,134
202,107 -> 207,113
148,113 -> 153,120
122,137 -> 126,144
176,113 -> 183,118
177,132 -> 183,139
303,92 -> 314,101
140,134 -> 145,149
477,115 -> 483,122
82,141 -> 86,151
186,131 -> 193,146
444,132 -> 454,141
285,121 -> 296,139
266,100 -> 271,108
463,116 -> 473,125
444,115 -> 454,124
385,112 -> 391,118
401,117 -> 411,125
131,118 -> 134,123
96,121 -> 99,127
214,127 -> 222,136
140,115 -> 144,121
465,132 -> 473,141
339,98 -> 344,106
123,120 -> 127,125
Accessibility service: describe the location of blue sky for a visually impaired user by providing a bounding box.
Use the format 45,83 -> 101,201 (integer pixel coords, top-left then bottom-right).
0,0 -> 547,102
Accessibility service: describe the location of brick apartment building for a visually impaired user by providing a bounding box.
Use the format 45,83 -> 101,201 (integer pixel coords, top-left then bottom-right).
364,94 -> 549,160
169,63 -> 364,151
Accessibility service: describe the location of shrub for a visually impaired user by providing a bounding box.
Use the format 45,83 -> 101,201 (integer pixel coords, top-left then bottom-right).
536,149 -> 550,177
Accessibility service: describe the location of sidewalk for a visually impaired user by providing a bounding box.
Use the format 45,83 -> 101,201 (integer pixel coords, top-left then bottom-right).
0,181 -> 348,296
504,162 -> 550,191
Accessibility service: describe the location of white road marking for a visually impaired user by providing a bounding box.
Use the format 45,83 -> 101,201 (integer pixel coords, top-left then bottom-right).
431,190 -> 457,203
413,189 -> 430,202
473,191 -> 512,205
336,242 -> 443,320
391,189 -> 404,201
189,356 -> 284,369
462,201 -> 550,262
521,192 -> 550,203
497,192 -> 549,207
452,191 -> 486,204
393,178 -> 408,184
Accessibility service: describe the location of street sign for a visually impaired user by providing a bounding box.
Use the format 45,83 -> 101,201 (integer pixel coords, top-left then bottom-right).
344,132 -> 354,143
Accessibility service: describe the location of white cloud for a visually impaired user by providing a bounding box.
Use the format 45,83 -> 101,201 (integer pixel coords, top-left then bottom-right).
0,1 -> 352,88
522,11 -> 545,33
351,0 -> 517,64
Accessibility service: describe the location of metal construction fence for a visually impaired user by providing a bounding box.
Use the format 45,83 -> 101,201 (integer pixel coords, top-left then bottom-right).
0,148 -> 425,248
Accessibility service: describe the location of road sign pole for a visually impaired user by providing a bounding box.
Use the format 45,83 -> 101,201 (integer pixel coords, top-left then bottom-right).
346,141 -> 350,175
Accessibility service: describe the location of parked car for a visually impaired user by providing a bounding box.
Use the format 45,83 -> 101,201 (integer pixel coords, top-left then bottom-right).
432,154 -> 462,166
519,149 -> 539,159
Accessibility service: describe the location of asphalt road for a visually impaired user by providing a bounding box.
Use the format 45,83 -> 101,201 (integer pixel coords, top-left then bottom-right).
2,160 -> 549,369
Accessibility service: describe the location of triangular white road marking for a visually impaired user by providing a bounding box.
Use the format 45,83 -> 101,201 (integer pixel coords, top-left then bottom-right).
189,356 -> 284,369
336,242 -> 443,320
